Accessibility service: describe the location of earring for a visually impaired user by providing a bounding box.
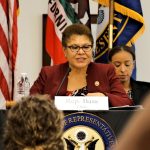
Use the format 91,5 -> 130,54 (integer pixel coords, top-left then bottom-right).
64,53 -> 67,57
92,51 -> 95,61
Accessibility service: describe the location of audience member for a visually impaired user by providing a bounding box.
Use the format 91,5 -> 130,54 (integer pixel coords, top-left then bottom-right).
114,93 -> 150,150
3,95 -> 64,150
30,24 -> 132,107
108,45 -> 150,105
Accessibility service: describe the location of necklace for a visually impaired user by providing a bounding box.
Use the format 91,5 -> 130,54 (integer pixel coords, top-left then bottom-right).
67,72 -> 87,91
126,90 -> 133,99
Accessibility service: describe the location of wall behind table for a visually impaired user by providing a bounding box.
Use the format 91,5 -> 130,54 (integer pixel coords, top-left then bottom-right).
16,0 -> 150,88
16,0 -> 48,87
136,1 -> 150,82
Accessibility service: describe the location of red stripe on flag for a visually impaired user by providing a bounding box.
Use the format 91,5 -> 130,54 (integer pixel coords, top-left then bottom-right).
11,0 -> 18,71
0,69 -> 10,100
0,26 -> 9,62
45,16 -> 67,65
0,0 -> 8,15
9,0 -> 19,99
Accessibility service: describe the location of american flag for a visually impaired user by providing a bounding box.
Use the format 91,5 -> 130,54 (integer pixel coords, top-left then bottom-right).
0,0 -> 19,109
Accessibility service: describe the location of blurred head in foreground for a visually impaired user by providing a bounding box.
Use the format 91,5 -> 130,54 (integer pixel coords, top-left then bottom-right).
114,93 -> 150,150
4,95 -> 64,150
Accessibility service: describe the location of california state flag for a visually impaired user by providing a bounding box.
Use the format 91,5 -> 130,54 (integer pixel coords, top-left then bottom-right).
46,0 -> 91,65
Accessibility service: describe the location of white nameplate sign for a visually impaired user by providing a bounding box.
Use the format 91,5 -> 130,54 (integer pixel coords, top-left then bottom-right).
54,96 -> 109,111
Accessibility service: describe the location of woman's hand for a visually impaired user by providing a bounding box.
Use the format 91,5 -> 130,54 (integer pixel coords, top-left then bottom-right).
87,92 -> 105,96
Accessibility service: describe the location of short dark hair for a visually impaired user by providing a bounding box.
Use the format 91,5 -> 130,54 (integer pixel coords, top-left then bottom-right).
62,23 -> 94,47
108,45 -> 135,61
4,95 -> 64,150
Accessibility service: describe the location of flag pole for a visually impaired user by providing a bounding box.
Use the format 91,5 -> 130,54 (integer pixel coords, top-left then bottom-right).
108,0 -> 114,49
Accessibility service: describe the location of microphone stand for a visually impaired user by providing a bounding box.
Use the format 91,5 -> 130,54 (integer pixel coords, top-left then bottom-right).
55,67 -> 71,96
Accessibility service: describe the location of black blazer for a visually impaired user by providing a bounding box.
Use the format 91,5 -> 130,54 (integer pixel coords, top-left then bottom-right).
131,78 -> 150,105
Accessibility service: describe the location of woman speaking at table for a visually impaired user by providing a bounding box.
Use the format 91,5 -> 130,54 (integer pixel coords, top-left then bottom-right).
30,24 -> 133,107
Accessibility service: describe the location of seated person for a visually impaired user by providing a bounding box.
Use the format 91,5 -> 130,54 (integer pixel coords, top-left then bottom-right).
108,45 -> 150,105
3,95 -> 64,150
30,24 -> 133,107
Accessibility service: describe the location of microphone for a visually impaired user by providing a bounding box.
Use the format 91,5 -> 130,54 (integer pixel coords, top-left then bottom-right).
55,67 -> 71,96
